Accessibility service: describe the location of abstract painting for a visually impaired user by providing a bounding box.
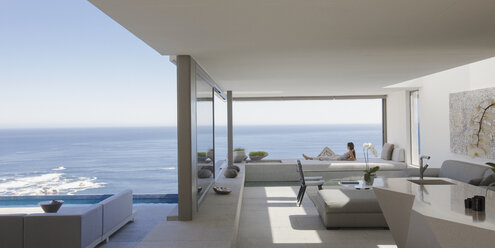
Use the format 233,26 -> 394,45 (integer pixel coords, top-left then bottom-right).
450,87 -> 495,159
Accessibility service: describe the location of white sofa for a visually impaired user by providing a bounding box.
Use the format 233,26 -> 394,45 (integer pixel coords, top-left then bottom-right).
1,189 -> 135,248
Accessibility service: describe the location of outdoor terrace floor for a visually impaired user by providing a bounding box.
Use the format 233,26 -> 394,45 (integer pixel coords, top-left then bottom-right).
97,204 -> 176,248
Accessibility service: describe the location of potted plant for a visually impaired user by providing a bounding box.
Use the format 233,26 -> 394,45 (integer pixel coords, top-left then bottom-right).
207,148 -> 214,161
249,151 -> 268,161
363,143 -> 379,185
364,166 -> 380,186
197,152 -> 207,163
233,148 -> 247,163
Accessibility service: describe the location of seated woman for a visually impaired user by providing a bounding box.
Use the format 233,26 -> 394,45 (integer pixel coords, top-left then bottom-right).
302,142 -> 356,161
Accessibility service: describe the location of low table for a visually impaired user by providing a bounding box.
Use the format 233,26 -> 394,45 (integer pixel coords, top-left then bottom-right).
338,178 -> 385,189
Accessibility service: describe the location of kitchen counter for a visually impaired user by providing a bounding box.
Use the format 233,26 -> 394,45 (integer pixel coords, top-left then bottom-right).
374,177 -> 495,248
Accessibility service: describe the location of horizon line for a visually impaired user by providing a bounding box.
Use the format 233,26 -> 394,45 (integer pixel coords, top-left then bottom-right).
0,123 -> 382,130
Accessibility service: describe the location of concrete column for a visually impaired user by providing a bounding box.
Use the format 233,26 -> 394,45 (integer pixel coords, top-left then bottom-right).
227,91 -> 233,166
176,55 -> 197,221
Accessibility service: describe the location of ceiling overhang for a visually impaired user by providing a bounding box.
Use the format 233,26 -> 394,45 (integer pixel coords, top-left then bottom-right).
89,0 -> 495,97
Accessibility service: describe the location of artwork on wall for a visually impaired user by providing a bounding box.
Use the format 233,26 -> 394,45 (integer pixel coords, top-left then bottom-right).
450,87 -> 495,159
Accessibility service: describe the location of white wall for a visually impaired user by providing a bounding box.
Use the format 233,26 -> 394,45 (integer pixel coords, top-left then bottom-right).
419,66 -> 471,167
386,91 -> 410,163
387,57 -> 495,167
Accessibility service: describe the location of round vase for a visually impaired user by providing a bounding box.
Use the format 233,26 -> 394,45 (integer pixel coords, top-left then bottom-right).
233,151 -> 247,163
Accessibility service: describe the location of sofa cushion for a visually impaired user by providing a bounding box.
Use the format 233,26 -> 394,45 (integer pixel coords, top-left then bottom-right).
391,148 -> 405,162
24,205 -> 103,248
317,189 -> 382,213
439,160 -> 489,185
381,143 -> 394,160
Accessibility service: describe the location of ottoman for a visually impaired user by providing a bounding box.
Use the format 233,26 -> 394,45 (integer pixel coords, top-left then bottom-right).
313,188 -> 388,228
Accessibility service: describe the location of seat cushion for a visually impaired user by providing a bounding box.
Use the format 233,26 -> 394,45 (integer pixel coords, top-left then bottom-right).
317,189 -> 382,213
381,143 -> 394,160
439,160 -> 489,184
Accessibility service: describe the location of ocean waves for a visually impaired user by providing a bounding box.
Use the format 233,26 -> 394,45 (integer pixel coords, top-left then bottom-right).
0,168 -> 105,195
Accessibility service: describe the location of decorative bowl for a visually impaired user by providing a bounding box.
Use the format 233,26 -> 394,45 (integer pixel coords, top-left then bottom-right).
39,200 -> 64,213
213,186 -> 232,195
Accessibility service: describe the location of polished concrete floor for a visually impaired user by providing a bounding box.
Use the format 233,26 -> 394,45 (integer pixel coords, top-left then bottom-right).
113,186 -> 397,248
237,186 -> 397,248
97,204 -> 176,248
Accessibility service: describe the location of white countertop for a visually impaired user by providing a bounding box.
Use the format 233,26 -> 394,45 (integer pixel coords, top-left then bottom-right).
376,177 -> 495,230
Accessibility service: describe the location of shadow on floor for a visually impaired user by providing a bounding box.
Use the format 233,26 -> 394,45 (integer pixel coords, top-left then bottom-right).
237,186 -> 397,248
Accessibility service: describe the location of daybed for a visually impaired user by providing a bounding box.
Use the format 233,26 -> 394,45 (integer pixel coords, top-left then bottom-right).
0,189 -> 136,248
245,146 -> 407,182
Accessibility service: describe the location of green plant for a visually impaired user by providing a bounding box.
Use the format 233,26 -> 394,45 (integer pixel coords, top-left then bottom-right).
234,148 -> 245,151
197,152 -> 207,157
249,151 -> 268,157
363,166 -> 380,183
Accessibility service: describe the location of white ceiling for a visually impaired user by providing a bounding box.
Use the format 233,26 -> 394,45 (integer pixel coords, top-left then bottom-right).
89,0 -> 495,97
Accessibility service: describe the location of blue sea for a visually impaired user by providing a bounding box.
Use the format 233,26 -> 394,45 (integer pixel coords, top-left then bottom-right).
0,125 -> 382,195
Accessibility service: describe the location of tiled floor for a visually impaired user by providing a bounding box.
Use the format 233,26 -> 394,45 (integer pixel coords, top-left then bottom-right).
237,186 -> 397,248
97,204 -> 176,248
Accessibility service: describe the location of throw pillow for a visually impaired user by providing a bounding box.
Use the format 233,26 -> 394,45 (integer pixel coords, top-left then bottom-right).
381,143 -> 394,160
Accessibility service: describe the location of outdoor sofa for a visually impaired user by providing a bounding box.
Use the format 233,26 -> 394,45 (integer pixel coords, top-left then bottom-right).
0,189 -> 136,248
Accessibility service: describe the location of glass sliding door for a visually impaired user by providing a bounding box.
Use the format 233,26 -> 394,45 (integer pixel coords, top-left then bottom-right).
196,75 -> 214,202
214,91 -> 228,177
410,91 -> 420,165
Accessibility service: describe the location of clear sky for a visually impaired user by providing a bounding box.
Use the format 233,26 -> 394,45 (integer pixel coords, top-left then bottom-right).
234,100 -> 382,125
0,0 -> 381,128
0,0 -> 177,128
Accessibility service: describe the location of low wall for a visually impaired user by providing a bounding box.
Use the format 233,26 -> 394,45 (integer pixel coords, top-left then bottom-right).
245,159 -> 407,182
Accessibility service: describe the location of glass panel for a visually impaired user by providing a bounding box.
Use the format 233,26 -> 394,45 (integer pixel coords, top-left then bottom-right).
196,74 -> 214,202
232,99 -> 383,159
410,91 -> 420,165
214,92 -> 228,177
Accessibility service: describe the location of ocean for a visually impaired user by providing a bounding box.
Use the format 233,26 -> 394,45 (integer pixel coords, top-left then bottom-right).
0,124 -> 382,195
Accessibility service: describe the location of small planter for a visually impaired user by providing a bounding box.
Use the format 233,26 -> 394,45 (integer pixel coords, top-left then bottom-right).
207,149 -> 214,161
249,151 -> 268,161
197,152 -> 208,163
233,151 -> 247,163
249,155 -> 266,161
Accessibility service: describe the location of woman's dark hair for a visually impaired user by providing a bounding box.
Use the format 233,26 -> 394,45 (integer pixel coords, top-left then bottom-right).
347,142 -> 356,158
